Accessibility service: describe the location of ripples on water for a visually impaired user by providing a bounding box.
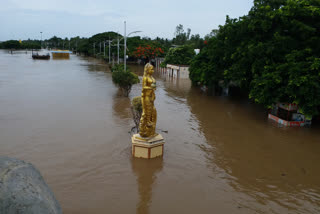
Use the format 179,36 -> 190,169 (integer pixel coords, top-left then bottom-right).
0,50 -> 320,214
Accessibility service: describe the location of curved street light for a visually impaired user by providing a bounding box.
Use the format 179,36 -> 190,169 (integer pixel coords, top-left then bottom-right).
124,21 -> 142,71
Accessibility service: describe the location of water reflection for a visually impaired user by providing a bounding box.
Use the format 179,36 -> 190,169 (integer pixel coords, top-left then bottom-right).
162,76 -> 191,100
52,57 -> 70,60
131,158 -> 163,214
79,57 -> 110,73
129,64 -> 144,76
112,95 -> 132,120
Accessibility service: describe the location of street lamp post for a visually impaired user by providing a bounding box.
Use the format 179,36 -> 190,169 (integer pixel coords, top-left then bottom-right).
123,21 -> 142,71
124,21 -> 127,71
40,32 -> 43,49
109,40 -> 111,64
117,37 -> 120,64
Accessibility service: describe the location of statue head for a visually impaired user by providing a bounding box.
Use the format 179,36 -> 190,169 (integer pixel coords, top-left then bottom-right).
144,63 -> 154,76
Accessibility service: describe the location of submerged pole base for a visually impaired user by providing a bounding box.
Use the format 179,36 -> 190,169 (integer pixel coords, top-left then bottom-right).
131,134 -> 165,159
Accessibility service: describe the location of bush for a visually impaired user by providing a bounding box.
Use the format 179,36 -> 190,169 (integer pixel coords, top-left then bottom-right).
112,64 -> 140,96
111,64 -> 125,72
131,96 -> 142,132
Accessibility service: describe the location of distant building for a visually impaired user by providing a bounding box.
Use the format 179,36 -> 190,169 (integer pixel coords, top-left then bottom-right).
155,57 -> 190,79
166,64 -> 189,79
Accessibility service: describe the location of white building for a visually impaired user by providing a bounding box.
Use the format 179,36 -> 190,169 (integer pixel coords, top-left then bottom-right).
166,64 -> 190,79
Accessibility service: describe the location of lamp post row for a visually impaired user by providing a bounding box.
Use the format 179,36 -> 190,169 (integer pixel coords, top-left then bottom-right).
95,21 -> 141,69
40,21 -> 140,68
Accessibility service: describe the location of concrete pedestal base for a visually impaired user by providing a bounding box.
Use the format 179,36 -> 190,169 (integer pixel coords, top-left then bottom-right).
131,134 -> 165,159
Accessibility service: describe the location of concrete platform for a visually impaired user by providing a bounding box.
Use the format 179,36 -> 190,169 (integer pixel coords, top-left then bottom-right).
131,134 -> 165,159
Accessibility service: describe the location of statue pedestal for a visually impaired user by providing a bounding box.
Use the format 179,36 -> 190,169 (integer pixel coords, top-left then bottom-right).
131,134 -> 165,159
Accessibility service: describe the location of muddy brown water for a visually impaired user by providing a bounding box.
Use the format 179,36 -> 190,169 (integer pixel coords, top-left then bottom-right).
0,50 -> 320,214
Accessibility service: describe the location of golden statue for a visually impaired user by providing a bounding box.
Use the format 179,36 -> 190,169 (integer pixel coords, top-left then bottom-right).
131,63 -> 164,158
139,63 -> 157,138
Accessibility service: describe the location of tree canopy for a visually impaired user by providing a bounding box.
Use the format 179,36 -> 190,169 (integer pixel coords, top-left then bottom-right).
189,0 -> 320,116
163,45 -> 195,66
0,40 -> 41,49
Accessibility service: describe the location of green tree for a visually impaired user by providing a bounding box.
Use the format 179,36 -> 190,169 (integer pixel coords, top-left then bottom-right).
173,24 -> 190,45
189,0 -> 320,116
188,34 -> 205,49
21,39 -> 41,49
247,0 -> 320,116
1,40 -> 21,49
46,36 -> 63,49
189,36 -> 225,91
163,45 -> 195,66
88,31 -> 121,57
77,38 -> 90,55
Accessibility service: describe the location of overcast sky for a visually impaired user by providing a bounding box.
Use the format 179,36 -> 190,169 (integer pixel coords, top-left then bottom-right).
0,0 -> 253,41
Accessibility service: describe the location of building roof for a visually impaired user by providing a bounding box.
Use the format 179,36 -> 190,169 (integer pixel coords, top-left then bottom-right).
166,64 -> 189,69
50,50 -> 72,53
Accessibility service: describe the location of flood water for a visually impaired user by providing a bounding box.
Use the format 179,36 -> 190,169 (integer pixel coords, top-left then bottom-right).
1,50 -> 320,214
